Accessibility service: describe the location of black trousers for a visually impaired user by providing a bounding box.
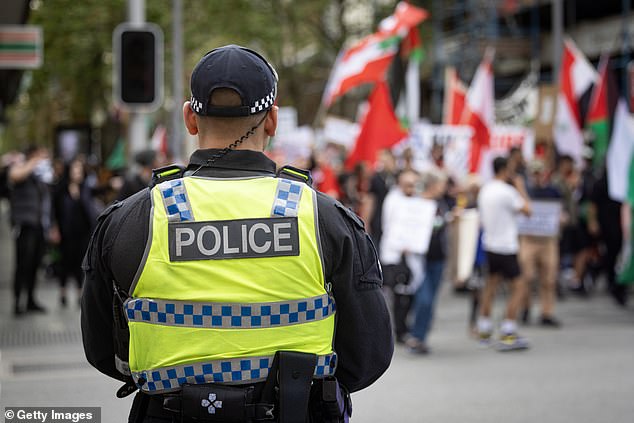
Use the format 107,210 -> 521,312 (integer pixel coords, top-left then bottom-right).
13,224 -> 45,306
393,292 -> 413,339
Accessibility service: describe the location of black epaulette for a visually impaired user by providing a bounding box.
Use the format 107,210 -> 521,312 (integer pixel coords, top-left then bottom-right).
276,165 -> 313,186
150,164 -> 185,187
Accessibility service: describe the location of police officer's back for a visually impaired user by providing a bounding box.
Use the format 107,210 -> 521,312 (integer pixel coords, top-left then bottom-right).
81,45 -> 393,422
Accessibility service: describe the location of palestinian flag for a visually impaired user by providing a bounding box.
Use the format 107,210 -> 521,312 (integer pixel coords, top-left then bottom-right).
618,156 -> 634,285
586,55 -> 618,168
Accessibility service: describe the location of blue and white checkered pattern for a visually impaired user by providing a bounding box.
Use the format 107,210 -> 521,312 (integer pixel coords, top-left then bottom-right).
272,178 -> 303,217
132,352 -> 337,393
125,294 -> 335,329
158,179 -> 194,222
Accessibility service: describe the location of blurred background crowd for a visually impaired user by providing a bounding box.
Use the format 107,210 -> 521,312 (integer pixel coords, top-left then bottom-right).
1,0 -> 634,353
1,138 -> 630,356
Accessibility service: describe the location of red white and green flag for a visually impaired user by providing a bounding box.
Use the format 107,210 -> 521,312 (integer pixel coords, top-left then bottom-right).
554,37 -> 597,164
586,54 -> 618,168
322,33 -> 401,108
378,1 -> 429,36
400,28 -> 424,128
587,55 -> 610,167
322,2 -> 427,107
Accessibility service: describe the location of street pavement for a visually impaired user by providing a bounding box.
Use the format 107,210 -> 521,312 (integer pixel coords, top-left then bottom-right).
1,200 -> 633,422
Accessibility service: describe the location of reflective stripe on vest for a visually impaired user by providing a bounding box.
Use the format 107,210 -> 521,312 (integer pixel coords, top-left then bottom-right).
125,294 -> 335,329
271,179 -> 303,217
128,176 -> 334,390
158,179 -> 194,222
133,352 -> 337,394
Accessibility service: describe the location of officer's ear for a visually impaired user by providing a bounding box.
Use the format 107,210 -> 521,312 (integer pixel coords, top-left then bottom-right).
183,102 -> 199,135
264,105 -> 278,138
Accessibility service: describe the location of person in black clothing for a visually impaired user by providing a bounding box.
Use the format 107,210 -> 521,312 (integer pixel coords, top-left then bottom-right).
367,149 -> 398,246
116,149 -> 159,201
590,170 -> 628,306
8,146 -> 53,315
53,158 -> 97,306
81,45 -> 393,422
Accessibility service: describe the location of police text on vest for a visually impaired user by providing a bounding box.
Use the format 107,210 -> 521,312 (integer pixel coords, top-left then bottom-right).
168,217 -> 300,261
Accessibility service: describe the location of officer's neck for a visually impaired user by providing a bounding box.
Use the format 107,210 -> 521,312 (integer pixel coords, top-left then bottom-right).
198,137 -> 266,152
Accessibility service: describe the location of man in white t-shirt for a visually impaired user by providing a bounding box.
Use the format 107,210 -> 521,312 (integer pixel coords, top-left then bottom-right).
477,156 -> 531,351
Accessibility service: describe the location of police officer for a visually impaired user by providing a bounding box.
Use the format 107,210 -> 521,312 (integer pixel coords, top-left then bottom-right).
81,45 -> 393,422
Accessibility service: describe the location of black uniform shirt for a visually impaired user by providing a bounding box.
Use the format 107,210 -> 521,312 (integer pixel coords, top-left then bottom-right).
81,149 -> 393,393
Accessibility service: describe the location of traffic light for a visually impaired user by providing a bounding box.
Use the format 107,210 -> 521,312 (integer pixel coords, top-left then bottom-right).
114,23 -> 163,111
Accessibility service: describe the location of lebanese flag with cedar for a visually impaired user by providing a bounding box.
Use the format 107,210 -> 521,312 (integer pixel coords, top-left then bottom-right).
443,66 -> 468,125
554,38 -> 598,164
460,49 -> 495,173
345,82 -> 407,169
322,2 -> 428,107
378,1 -> 429,36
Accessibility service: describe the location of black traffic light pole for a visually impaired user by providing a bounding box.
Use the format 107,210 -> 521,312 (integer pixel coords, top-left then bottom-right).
127,0 -> 148,165
113,0 -> 164,166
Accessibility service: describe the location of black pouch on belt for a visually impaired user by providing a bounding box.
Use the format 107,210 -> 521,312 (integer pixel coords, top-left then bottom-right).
179,383 -> 255,422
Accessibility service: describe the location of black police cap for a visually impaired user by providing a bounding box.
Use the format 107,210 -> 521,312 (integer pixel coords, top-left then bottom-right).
189,45 -> 278,118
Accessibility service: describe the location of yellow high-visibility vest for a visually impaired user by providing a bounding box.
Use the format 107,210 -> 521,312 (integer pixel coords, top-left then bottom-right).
125,175 -> 336,394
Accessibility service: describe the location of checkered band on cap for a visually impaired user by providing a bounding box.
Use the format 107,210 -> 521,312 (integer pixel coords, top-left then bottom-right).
124,294 -> 335,329
250,86 -> 276,115
158,179 -> 194,222
190,96 -> 204,113
132,352 -> 337,393
272,178 -> 304,217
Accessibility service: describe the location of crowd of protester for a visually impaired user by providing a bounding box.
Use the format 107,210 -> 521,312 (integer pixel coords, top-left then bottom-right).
308,144 -> 631,353
0,143 -> 630,354
0,146 -> 166,315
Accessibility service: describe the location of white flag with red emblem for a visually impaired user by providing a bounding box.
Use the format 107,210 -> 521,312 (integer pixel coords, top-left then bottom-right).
460,48 -> 495,173
443,66 -> 468,125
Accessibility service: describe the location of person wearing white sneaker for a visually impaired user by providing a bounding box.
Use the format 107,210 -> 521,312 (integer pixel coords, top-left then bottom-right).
477,156 -> 532,351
